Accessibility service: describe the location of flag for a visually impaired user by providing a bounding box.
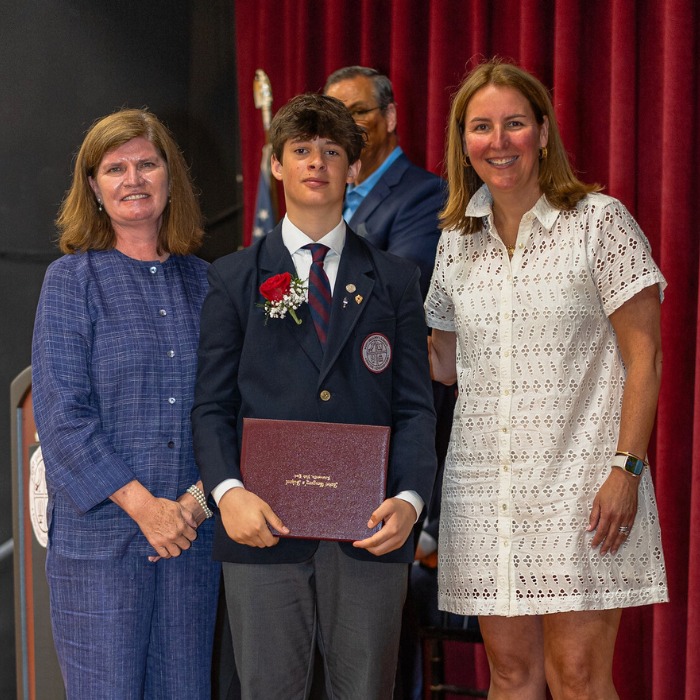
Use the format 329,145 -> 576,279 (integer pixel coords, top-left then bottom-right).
252,143 -> 276,241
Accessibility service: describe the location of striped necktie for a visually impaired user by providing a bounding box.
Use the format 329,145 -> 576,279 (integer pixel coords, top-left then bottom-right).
304,243 -> 332,348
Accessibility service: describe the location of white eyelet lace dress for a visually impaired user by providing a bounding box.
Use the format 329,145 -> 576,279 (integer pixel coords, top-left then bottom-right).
425,186 -> 669,617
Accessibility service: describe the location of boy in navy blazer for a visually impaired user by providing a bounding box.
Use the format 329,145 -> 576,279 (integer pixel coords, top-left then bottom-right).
192,93 -> 437,700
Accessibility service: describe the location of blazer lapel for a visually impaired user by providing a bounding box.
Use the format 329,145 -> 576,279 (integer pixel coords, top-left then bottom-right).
259,226 -> 323,369
349,154 -> 410,233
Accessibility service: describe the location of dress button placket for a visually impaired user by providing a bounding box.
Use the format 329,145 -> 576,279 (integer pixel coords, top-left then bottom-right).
496,262 -> 515,614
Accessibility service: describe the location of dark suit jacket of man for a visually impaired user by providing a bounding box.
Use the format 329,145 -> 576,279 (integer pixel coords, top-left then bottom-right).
192,223 -> 437,566
348,152 -> 446,299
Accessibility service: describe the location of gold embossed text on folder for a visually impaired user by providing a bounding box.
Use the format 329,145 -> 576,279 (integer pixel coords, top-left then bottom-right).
240,418 -> 390,541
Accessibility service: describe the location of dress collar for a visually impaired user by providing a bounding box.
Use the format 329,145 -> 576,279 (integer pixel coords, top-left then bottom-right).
465,184 -> 561,232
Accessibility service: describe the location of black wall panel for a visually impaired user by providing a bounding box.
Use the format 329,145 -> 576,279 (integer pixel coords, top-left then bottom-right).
0,2 -> 240,693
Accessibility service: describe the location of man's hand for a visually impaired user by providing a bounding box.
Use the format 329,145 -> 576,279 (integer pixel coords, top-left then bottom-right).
219,487 -> 289,547
415,542 -> 438,568
352,497 -> 417,556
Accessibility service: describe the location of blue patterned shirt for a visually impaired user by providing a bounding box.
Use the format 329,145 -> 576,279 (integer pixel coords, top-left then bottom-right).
32,249 -> 210,558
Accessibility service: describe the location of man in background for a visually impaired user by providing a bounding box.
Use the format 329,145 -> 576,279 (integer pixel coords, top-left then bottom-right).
324,65 -> 445,298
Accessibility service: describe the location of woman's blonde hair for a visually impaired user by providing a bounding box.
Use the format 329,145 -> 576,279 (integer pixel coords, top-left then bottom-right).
441,59 -> 600,234
56,108 -> 204,255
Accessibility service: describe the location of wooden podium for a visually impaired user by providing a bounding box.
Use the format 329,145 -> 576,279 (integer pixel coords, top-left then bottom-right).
11,367 -> 65,699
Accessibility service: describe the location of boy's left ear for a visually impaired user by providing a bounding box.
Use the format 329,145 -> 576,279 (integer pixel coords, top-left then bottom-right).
271,153 -> 284,181
346,159 -> 361,184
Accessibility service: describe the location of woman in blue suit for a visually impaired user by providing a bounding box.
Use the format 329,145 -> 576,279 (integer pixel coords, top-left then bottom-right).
32,109 -> 220,699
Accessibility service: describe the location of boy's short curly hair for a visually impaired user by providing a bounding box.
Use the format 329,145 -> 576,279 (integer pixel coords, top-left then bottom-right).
269,93 -> 365,164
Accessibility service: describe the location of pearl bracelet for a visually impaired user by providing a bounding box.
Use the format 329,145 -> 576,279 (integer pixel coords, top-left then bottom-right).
186,484 -> 213,519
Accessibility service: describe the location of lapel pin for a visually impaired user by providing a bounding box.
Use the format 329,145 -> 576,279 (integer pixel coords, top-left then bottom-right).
346,283 -> 356,293
342,297 -> 348,308
355,294 -> 363,305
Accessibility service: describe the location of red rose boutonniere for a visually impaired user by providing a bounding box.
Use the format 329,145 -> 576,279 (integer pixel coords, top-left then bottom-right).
258,272 -> 306,325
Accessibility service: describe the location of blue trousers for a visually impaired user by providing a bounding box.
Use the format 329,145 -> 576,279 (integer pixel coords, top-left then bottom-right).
46,544 -> 220,700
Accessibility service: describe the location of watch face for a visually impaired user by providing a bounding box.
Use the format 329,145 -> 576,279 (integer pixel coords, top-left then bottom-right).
625,455 -> 644,475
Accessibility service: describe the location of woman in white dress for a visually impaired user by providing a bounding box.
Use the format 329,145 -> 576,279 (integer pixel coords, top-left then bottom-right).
426,60 -> 668,699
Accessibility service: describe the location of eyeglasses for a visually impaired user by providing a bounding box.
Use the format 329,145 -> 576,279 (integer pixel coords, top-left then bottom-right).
349,106 -> 381,121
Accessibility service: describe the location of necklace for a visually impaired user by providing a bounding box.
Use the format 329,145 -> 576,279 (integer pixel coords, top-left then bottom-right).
506,245 -> 515,257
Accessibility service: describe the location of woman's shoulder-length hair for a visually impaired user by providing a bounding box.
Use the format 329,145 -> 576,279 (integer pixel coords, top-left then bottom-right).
56,108 -> 204,255
441,59 -> 600,235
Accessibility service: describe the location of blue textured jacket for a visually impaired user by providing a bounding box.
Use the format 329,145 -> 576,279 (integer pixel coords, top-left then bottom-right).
32,249 -> 213,557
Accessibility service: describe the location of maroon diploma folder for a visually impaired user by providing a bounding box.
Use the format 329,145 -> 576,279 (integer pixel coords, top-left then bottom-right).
240,418 -> 390,541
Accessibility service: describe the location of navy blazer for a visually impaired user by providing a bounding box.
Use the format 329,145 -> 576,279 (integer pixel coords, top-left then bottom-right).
348,152 -> 446,299
192,224 -> 437,565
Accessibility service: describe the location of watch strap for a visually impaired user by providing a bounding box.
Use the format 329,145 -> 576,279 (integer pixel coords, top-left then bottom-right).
611,451 -> 646,477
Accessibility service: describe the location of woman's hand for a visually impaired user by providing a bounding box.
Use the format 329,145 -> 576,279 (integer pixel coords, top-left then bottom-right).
587,468 -> 639,555
177,481 -> 209,527
111,480 -> 197,559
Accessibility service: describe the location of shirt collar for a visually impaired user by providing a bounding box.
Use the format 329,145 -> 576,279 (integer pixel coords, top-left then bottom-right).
465,184 -> 561,231
345,146 -> 403,200
281,214 -> 346,256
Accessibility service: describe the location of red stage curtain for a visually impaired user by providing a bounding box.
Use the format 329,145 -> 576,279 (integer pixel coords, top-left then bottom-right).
234,1 -> 699,697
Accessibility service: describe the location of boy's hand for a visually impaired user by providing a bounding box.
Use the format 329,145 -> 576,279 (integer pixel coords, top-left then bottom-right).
352,497 -> 416,556
219,487 -> 289,547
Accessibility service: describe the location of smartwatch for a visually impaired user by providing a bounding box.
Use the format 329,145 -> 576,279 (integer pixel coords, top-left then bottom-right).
611,451 -> 647,477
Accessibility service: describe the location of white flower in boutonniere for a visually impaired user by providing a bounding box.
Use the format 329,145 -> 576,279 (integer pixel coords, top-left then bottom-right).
258,272 -> 307,325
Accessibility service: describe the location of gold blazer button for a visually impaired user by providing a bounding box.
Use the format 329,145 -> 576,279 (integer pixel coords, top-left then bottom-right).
319,390 -> 331,401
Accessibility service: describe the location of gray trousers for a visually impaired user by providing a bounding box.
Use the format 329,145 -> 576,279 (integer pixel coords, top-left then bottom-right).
223,541 -> 408,700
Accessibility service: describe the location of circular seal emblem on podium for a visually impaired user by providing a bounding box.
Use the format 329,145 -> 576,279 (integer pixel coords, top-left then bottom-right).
361,333 -> 392,373
28,444 -> 49,548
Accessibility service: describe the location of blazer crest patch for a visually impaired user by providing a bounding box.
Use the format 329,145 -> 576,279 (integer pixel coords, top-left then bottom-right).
361,333 -> 392,373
